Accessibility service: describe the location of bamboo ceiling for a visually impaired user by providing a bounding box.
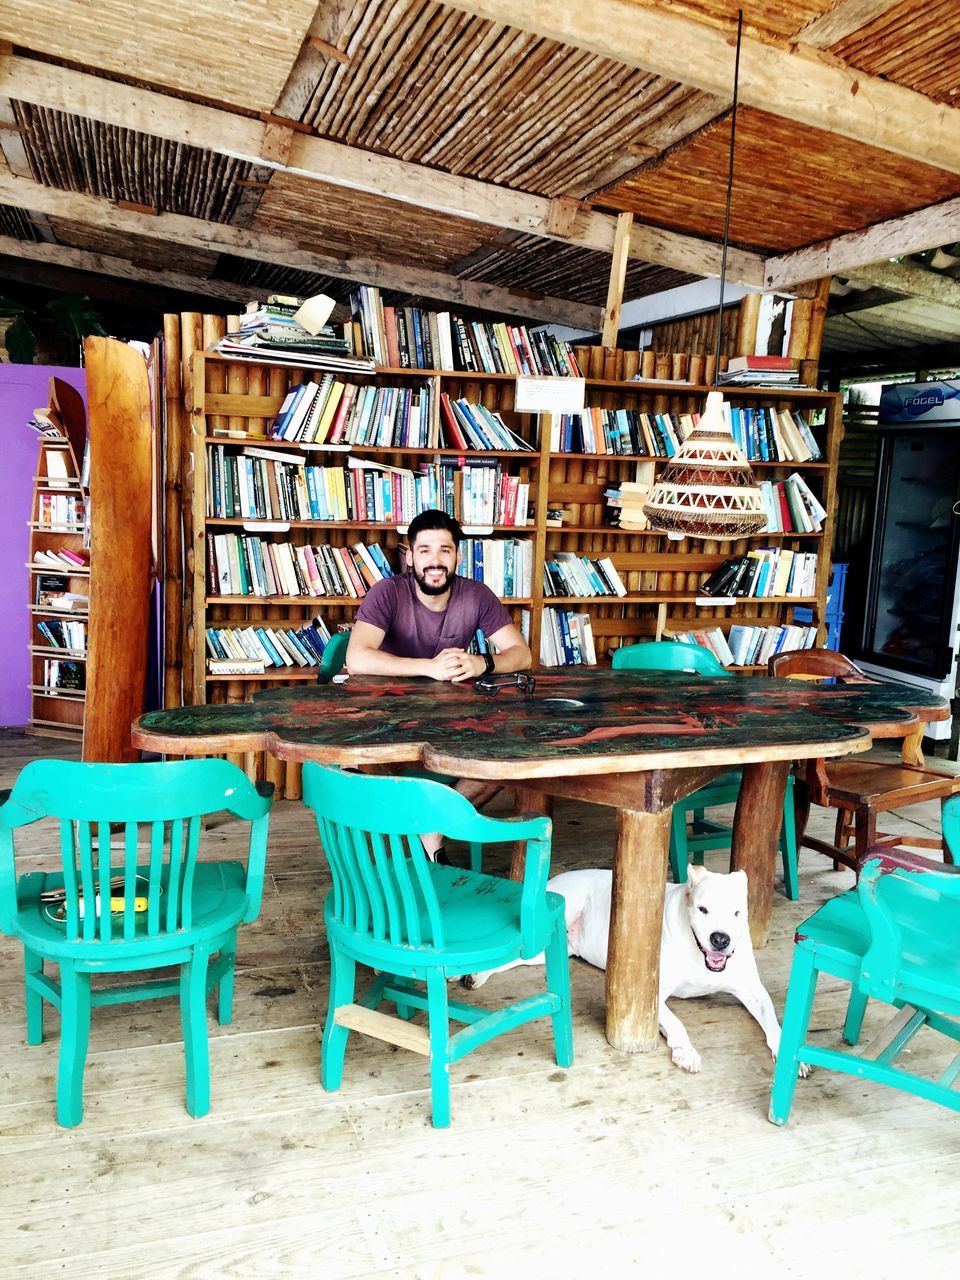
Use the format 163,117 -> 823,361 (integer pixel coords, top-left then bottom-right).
1,0 -> 960,351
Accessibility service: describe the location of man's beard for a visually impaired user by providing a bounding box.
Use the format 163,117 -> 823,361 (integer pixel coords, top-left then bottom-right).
413,564 -> 453,596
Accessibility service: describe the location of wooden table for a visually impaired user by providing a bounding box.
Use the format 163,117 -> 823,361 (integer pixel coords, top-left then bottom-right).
132,670 -> 948,1054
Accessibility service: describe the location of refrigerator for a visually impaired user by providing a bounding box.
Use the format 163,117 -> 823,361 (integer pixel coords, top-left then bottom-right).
856,380 -> 960,740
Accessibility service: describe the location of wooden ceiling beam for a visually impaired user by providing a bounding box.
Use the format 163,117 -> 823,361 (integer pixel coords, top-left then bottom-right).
439,1 -> 960,175
0,172 -> 600,328
794,0 -> 904,47
0,52 -> 765,286
765,197 -> 960,288
0,233 -> 253,302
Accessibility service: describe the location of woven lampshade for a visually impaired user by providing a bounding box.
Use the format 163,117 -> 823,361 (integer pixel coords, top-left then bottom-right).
642,391 -> 767,540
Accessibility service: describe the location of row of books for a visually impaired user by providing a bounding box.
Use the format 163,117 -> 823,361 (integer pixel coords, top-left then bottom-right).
543,553 -> 629,599
215,296 -> 374,374
759,474 -> 827,534
270,377 -> 435,448
208,448 -> 531,529
33,548 -> 88,571
350,285 -> 582,377
458,538 -> 534,599
36,618 -> 86,652
667,624 -> 818,668
699,550 -> 818,600
207,536 -> 393,600
548,405 -> 820,463
37,494 -> 85,529
525,608 -> 598,667
206,618 -> 337,674
40,659 -> 85,692
34,574 -> 88,612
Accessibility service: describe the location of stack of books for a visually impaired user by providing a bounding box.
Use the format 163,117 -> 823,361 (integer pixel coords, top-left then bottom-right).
35,574 -> 88,611
33,549 -> 88,571
758,473 -> 828,533
718,356 -> 801,388
460,538 -> 533,598
604,466 -> 656,530
41,659 -> 85,693
350,285 -> 582,377
36,618 -> 86,652
543,553 -> 628,599
667,624 -> 818,668
698,549 -> 818,600
206,618 -> 337,674
215,295 -> 375,373
526,608 -> 597,667
439,395 -> 533,451
207,535 -> 392,599
37,494 -> 85,529
270,376 -> 434,447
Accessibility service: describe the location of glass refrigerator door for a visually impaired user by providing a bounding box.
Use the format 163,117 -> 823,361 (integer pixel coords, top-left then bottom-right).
861,428 -> 960,679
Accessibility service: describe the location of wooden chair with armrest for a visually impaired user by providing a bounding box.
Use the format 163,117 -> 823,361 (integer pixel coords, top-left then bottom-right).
768,648 -> 959,870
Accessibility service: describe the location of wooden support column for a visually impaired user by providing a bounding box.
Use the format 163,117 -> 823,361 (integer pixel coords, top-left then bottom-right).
510,788 -> 554,880
799,276 -> 832,388
731,760 -> 791,948
735,292 -> 761,356
600,212 -> 633,349
605,806 -> 671,1052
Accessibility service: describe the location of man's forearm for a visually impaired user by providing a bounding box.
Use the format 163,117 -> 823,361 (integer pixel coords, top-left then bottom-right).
346,647 -> 432,677
491,643 -> 532,673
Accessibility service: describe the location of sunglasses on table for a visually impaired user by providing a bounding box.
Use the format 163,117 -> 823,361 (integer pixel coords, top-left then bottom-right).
473,673 -> 536,697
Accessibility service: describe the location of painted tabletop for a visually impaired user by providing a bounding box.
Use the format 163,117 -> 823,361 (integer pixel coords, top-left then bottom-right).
132,671 -> 949,780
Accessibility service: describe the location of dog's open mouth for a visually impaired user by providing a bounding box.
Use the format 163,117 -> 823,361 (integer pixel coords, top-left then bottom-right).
697,940 -> 732,972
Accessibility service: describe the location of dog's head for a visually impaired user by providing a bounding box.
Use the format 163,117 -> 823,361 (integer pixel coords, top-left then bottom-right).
683,865 -> 750,973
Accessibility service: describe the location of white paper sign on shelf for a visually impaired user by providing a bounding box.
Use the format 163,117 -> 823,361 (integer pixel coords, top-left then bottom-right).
514,376 -> 586,415
293,293 -> 336,334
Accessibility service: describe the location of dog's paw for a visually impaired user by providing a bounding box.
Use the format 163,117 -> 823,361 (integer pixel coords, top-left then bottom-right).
797,1061 -> 811,1079
671,1045 -> 702,1073
461,972 -> 487,990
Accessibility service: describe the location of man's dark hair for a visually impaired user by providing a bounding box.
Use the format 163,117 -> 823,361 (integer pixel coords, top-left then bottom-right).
407,508 -> 463,548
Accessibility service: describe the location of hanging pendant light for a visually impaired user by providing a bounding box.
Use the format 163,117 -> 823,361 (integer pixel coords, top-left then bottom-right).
643,9 -> 765,541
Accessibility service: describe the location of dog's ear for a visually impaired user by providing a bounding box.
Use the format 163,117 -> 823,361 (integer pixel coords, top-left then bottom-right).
685,864 -> 707,887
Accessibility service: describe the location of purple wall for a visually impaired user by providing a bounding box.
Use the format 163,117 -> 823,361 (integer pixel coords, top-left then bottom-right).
0,365 -> 87,726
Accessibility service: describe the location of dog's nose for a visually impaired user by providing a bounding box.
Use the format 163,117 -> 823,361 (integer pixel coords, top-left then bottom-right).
709,931 -> 731,951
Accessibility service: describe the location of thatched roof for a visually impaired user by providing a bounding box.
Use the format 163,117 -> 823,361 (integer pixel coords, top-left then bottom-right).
1,1 -> 959,355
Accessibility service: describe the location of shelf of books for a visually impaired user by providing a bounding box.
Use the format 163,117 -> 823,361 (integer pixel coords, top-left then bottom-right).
27,424 -> 91,739
184,292 -> 841,697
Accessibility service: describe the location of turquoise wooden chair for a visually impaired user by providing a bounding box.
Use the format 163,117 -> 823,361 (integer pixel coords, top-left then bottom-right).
612,641 -> 799,899
770,798 -> 960,1124
301,763 -> 572,1128
316,630 -> 350,683
0,759 -> 273,1127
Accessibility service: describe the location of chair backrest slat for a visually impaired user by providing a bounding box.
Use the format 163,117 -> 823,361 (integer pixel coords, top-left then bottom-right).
122,822 -> 139,942
370,831 -> 403,944
352,826 -> 386,938
388,833 -> 422,947
165,818 -> 184,934
147,820 -> 164,937
97,823 -> 114,944
180,816 -> 202,931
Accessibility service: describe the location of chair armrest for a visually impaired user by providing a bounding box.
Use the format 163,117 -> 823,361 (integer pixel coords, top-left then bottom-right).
857,846 -> 960,879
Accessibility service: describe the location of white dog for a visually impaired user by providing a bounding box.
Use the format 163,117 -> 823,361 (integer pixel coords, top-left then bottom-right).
467,864 -> 800,1074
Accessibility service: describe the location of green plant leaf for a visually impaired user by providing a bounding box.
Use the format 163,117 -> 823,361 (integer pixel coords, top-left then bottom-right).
0,294 -> 30,321
5,316 -> 36,363
45,293 -> 107,339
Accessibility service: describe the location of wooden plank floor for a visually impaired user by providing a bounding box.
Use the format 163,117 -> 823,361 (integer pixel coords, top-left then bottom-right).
1,730 -> 958,1278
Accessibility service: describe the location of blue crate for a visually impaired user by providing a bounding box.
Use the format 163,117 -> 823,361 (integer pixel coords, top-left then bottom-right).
794,562 -> 848,652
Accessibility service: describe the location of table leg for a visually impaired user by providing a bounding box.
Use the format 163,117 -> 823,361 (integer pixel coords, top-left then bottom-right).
731,760 -> 790,949
510,788 -> 553,881
605,806 -> 671,1053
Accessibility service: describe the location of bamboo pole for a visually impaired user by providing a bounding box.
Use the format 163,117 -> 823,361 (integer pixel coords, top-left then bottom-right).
600,212 -> 633,349
735,292 -> 761,356
162,313 -> 184,709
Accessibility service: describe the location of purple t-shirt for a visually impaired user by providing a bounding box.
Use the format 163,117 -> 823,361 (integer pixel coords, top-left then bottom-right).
356,574 -> 513,659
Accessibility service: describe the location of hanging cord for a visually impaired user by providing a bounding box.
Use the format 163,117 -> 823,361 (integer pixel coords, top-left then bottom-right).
713,8 -> 744,389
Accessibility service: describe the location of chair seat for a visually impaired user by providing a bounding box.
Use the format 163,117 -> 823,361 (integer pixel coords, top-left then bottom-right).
796,882 -> 960,1012
14,861 -> 249,962
327,867 -> 565,974
823,758 -> 960,810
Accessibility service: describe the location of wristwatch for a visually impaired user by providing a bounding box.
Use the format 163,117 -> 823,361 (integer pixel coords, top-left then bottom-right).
482,651 -> 496,676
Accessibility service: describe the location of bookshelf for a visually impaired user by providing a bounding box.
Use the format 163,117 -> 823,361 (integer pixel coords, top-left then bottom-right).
27,432 -> 90,739
183,345 -> 841,704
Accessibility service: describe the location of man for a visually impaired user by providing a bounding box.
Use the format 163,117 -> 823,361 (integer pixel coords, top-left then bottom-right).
346,508 -> 532,861
346,508 -> 531,682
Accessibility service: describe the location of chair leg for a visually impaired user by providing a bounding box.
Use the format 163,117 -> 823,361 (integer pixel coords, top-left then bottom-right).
769,947 -> 818,1127
24,946 -> 44,1045
56,960 -> 92,1128
842,986 -> 869,1046
545,916 -> 573,1069
217,936 -> 237,1026
854,809 -> 877,863
180,946 -> 211,1119
690,809 -> 707,867
941,795 -> 955,866
468,841 -> 483,874
779,781 -> 800,901
669,806 -> 689,884
425,968 -> 452,1129
321,943 -> 356,1093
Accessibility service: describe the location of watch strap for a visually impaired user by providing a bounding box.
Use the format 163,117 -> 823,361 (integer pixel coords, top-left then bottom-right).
482,651 -> 496,676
